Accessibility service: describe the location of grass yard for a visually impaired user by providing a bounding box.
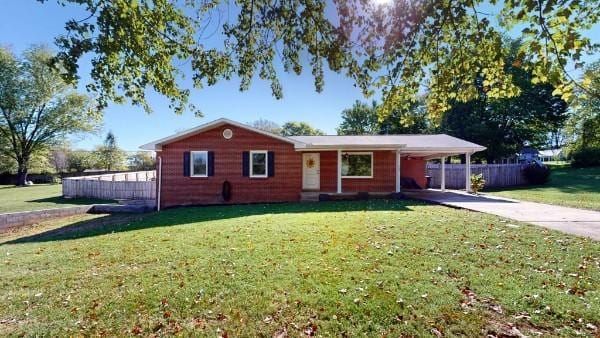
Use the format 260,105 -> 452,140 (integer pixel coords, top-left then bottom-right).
1,200 -> 598,337
485,166 -> 600,211
0,184 -> 112,214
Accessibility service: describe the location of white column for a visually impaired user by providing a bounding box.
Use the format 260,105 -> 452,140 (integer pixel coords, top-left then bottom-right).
395,150 -> 401,192
337,150 -> 342,193
440,156 -> 446,192
465,153 -> 471,193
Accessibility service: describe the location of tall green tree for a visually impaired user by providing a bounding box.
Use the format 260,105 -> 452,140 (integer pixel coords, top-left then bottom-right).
337,100 -> 429,135
379,99 -> 430,134
67,150 -> 95,172
439,39 -> 569,162
280,121 -> 325,136
94,131 -> 126,171
41,0 -> 598,119
337,101 -> 379,135
566,60 -> 600,152
0,46 -> 101,185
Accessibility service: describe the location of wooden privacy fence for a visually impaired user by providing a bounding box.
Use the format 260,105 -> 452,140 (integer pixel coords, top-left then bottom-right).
426,164 -> 527,188
63,171 -> 156,200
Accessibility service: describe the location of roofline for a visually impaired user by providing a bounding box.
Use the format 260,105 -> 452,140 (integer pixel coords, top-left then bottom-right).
295,144 -> 407,150
139,118 -> 305,151
294,145 -> 485,152
139,118 -> 487,153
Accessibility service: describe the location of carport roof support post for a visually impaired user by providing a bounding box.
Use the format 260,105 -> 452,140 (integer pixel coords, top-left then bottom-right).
441,156 -> 446,192
465,153 -> 471,193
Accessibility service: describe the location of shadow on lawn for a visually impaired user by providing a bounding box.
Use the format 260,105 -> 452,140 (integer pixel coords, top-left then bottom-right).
2,199 -> 423,245
26,196 -> 116,206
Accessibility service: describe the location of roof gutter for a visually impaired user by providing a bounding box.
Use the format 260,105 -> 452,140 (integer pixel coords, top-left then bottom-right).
294,144 -> 408,151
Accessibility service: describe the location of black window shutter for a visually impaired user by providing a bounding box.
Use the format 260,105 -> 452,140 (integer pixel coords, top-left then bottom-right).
208,151 -> 214,176
183,151 -> 190,177
242,151 -> 249,176
268,151 -> 275,177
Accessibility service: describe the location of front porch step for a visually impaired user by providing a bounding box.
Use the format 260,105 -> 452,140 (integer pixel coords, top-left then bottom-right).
300,192 -> 320,202
301,191 -> 405,202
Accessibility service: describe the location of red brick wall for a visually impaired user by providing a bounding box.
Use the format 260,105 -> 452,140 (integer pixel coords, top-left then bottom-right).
313,151 -> 426,192
158,124 -> 302,208
401,158 -> 427,188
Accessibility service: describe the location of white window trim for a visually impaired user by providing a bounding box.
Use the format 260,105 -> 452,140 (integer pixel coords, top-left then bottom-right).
341,151 -> 373,179
250,150 -> 268,178
190,150 -> 208,177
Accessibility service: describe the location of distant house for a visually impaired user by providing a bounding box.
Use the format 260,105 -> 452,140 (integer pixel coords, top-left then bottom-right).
539,149 -> 564,162
518,146 -> 540,163
141,118 -> 485,209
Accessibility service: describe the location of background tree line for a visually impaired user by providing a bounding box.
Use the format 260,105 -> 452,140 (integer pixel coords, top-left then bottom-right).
335,39 -> 600,165
0,130 -> 155,178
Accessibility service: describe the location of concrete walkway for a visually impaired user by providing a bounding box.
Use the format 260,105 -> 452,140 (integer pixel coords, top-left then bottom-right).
404,189 -> 600,240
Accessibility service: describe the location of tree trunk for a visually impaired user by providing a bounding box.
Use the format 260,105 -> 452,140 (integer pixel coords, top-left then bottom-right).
16,168 -> 28,186
16,159 -> 29,186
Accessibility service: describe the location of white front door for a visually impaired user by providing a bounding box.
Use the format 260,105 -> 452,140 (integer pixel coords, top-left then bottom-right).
302,153 -> 320,190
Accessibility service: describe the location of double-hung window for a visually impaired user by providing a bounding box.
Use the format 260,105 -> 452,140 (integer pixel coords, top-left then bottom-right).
341,152 -> 373,178
250,150 -> 268,178
250,150 -> 269,177
190,151 -> 208,177
242,150 -> 273,178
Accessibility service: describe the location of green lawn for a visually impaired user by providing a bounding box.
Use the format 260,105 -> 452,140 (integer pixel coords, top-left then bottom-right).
1,200 -> 598,337
0,184 -> 112,214
485,166 -> 600,211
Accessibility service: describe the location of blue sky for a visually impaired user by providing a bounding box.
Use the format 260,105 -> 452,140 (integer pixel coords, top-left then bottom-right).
1,1 -> 598,151
0,1 -> 365,150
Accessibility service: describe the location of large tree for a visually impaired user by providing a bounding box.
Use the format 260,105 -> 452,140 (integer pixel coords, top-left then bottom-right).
280,121 -> 325,136
93,131 -> 126,171
337,101 -> 380,135
439,39 -> 569,162
566,60 -> 600,152
337,100 -> 429,135
0,46 -> 101,185
41,0 -> 598,120
67,150 -> 95,172
379,99 -> 430,134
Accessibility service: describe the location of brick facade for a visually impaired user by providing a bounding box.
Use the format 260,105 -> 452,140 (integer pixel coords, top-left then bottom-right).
158,123 -> 302,208
158,124 -> 427,207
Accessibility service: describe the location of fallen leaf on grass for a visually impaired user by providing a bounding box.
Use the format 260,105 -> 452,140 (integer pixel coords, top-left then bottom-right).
490,304 -> 504,314
131,325 -> 143,335
303,323 -> 317,336
273,327 -> 287,338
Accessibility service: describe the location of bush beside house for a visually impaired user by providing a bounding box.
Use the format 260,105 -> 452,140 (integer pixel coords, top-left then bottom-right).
522,163 -> 551,185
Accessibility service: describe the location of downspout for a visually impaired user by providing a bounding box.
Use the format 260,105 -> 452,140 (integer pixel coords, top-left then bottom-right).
157,156 -> 162,211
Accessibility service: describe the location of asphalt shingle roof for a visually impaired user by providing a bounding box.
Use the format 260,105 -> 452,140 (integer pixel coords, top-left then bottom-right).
288,134 -> 485,150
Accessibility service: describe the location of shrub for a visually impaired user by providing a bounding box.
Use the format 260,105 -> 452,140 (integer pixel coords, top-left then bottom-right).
571,148 -> 600,168
522,163 -> 551,185
470,173 -> 486,194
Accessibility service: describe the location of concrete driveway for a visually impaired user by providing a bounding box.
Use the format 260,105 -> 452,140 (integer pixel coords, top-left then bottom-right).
404,189 -> 600,240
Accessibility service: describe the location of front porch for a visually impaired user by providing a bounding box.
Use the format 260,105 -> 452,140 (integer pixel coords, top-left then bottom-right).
300,149 -> 477,197
300,191 -> 404,202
